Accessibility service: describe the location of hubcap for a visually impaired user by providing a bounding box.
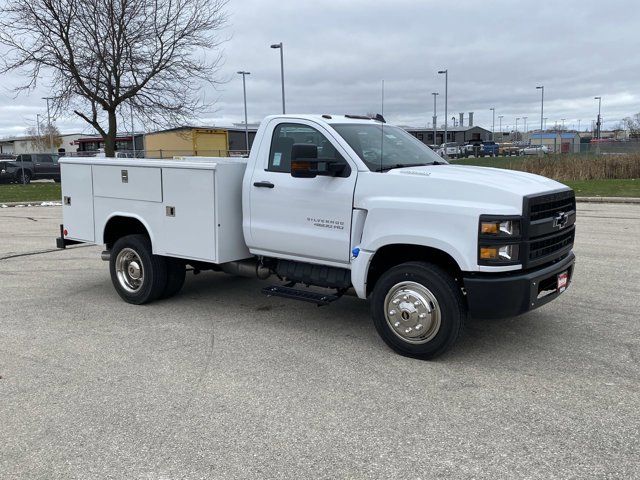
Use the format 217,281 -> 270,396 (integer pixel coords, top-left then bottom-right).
384,281 -> 441,344
115,248 -> 144,293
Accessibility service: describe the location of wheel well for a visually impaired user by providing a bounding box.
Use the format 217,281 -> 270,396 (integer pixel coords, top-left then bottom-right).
103,216 -> 149,249
366,244 -> 462,295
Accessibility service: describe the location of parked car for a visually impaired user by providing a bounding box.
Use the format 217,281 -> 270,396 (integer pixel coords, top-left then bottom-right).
499,143 -> 520,156
0,153 -> 61,184
437,142 -> 462,158
57,113 -> 576,360
481,141 -> 499,157
519,145 -> 550,156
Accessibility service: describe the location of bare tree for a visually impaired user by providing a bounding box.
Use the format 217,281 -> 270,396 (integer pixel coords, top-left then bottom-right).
25,121 -> 63,152
622,113 -> 640,139
0,0 -> 228,157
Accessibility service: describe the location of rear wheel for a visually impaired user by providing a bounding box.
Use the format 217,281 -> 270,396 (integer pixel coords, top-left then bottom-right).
17,171 -> 31,184
109,234 -> 167,304
371,262 -> 465,359
161,258 -> 186,299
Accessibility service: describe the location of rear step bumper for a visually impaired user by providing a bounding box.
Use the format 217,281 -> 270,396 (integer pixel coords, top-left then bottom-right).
262,285 -> 340,306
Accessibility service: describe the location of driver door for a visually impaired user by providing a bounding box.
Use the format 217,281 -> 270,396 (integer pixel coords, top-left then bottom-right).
249,120 -> 357,264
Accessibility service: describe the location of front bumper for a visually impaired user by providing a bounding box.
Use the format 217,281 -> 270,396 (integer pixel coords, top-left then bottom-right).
463,252 -> 575,319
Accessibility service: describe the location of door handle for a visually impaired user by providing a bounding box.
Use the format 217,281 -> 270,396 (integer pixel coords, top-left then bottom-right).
253,181 -> 274,188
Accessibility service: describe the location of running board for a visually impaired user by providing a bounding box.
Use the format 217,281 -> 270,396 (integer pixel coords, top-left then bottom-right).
261,285 -> 340,306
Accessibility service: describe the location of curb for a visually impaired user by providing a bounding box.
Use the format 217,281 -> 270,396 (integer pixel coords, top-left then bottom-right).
1,201 -> 61,208
575,197 -> 640,204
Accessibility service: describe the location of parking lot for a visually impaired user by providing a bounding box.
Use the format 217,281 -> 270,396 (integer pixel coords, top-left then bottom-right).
1,203 -> 638,479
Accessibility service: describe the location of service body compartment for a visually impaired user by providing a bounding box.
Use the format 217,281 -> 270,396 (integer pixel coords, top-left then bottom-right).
60,163 -> 94,242
157,161 -> 250,263
92,165 -> 162,202
160,168 -> 217,261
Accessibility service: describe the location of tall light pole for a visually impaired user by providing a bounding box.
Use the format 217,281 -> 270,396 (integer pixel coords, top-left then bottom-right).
438,69 -> 448,144
271,43 -> 285,114
432,92 -> 439,146
42,97 -> 55,153
594,96 -> 602,139
523,116 -> 528,135
515,117 -> 520,141
536,86 -> 544,146
561,118 -> 566,131
498,115 -> 504,138
578,119 -> 581,132
490,107 -> 495,141
237,71 -> 251,153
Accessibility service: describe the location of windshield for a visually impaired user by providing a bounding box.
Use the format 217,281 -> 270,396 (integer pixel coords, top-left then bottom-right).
331,123 -> 447,171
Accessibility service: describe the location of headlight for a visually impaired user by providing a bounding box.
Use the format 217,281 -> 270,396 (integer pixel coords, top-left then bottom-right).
479,244 -> 519,262
480,219 -> 520,236
478,215 -> 522,265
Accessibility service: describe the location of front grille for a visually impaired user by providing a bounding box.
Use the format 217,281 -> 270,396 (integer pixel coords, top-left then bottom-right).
529,190 -> 576,221
523,189 -> 577,267
529,228 -> 575,262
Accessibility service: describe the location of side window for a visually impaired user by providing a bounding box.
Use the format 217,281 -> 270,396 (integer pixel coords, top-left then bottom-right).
268,123 -> 347,173
39,154 -> 53,163
20,155 -> 32,162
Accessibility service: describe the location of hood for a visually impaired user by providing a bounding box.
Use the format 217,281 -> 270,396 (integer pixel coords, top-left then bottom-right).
354,164 -> 570,215
390,164 -> 563,196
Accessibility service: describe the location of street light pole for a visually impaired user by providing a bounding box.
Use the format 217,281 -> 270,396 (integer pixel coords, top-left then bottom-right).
237,71 -> 251,153
438,69 -> 448,144
594,96 -> 602,139
432,92 -> 439,146
515,117 -> 520,141
271,43 -> 285,114
42,97 -> 55,154
490,107 -> 495,141
498,115 -> 504,139
536,86 -> 544,147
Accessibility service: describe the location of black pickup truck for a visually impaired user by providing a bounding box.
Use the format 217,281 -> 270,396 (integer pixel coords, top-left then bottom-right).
0,153 -> 61,184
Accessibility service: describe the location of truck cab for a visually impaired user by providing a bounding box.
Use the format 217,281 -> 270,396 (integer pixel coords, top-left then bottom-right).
57,114 -> 576,359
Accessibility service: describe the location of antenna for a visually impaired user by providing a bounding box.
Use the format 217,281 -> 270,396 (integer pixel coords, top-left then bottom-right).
380,80 -> 384,172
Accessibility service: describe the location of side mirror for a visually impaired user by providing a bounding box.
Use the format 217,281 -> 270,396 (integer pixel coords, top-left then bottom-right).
291,144 -> 318,178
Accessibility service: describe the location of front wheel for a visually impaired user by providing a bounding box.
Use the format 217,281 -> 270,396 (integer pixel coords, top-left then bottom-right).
109,234 -> 167,304
17,171 -> 31,184
371,262 -> 466,359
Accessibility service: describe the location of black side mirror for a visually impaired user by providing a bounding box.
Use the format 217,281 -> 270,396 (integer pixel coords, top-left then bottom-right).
291,143 -> 318,178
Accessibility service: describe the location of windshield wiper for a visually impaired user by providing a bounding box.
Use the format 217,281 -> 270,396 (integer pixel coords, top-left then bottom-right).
375,162 -> 442,172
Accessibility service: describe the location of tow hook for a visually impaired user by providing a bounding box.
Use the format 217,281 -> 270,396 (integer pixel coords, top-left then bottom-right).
101,250 -> 111,262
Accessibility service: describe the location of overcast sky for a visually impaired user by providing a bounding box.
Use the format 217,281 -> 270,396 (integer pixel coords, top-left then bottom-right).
1,0 -> 638,138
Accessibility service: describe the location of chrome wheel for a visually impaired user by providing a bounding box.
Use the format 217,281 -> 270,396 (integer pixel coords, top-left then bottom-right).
384,281 -> 441,344
115,247 -> 144,293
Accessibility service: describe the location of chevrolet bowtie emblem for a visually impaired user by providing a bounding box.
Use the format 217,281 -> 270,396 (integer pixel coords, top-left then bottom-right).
553,211 -> 569,229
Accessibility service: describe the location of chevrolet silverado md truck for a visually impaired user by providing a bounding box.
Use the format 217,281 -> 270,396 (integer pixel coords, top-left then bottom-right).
56,114 -> 576,359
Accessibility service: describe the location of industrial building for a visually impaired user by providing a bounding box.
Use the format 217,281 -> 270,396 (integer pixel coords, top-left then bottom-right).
404,112 -> 492,145
76,133 -> 144,153
144,125 -> 258,158
526,132 -> 581,153
0,133 -> 83,155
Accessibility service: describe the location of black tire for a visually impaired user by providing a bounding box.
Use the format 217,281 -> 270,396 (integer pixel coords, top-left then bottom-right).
109,234 -> 167,305
161,258 -> 186,299
17,171 -> 31,184
370,262 -> 466,360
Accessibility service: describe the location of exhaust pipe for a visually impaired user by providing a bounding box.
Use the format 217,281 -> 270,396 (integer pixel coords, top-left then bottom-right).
219,259 -> 271,280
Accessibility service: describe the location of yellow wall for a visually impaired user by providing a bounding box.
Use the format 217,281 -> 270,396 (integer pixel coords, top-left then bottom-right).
144,128 -> 229,158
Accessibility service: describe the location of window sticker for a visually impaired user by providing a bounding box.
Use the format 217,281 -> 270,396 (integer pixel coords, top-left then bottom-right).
273,152 -> 282,166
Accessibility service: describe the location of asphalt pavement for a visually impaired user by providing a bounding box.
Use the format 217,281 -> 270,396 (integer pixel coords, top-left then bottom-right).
0,204 -> 638,479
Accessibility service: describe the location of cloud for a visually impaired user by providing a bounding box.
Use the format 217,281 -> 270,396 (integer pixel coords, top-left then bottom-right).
1,0 -> 639,137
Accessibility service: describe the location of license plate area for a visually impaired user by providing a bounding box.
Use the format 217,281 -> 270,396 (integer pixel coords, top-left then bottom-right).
557,271 -> 568,292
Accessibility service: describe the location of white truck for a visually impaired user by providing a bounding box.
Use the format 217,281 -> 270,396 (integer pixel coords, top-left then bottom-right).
56,114 -> 576,359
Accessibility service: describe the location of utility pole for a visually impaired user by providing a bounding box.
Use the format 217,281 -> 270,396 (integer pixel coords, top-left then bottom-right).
438,69 -> 448,145
42,97 -> 55,154
237,71 -> 251,153
36,114 -> 41,151
490,107 -> 495,141
498,115 -> 504,139
536,86 -> 544,147
432,92 -> 439,146
515,117 -> 520,141
594,96 -> 602,139
271,43 -> 285,114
